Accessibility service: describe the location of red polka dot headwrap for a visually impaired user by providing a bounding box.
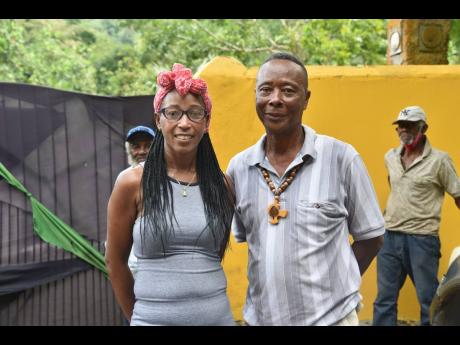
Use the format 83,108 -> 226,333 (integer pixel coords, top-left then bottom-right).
153,63 -> 212,121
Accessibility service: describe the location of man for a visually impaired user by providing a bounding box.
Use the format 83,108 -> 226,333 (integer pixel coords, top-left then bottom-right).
125,125 -> 155,166
124,126 -> 155,278
373,106 -> 460,326
227,52 -> 385,326
115,125 -> 155,325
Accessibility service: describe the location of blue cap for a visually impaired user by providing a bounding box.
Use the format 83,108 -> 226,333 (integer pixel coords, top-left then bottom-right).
126,126 -> 155,142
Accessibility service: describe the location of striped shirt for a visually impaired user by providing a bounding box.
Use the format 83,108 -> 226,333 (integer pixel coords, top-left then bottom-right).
227,125 -> 385,325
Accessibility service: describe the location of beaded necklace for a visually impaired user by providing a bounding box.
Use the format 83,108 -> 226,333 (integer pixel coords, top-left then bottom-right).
259,164 -> 303,224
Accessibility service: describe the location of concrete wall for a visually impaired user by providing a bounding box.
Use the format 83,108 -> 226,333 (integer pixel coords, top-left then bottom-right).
197,56 -> 460,322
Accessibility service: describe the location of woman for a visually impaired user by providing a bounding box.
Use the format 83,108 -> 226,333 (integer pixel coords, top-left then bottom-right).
105,64 -> 235,325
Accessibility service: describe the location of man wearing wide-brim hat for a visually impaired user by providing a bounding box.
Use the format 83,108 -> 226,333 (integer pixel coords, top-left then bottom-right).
373,106 -> 460,326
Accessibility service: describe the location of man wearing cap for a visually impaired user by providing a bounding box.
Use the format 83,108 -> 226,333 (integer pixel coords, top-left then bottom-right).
123,126 -> 155,283
123,126 -> 155,281
125,125 -> 155,167
114,125 -> 155,325
373,106 -> 460,326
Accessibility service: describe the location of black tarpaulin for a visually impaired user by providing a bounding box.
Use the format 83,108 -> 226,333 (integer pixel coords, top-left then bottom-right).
0,259 -> 92,296
0,82 -> 154,325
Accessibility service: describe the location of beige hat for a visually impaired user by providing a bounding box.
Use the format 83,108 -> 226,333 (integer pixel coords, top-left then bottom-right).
392,106 -> 427,124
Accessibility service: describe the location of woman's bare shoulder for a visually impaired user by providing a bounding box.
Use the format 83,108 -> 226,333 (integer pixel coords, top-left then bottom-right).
114,165 -> 143,192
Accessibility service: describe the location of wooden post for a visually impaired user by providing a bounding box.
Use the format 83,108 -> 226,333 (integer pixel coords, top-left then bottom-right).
387,19 -> 451,65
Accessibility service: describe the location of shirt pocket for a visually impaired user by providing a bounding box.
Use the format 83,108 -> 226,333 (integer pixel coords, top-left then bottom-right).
410,176 -> 434,200
295,201 -> 346,244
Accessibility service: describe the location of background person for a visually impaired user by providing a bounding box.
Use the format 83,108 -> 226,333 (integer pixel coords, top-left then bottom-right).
373,106 -> 460,326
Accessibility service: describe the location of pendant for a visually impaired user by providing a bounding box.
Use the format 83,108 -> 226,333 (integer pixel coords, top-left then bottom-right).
267,198 -> 287,225
182,188 -> 188,197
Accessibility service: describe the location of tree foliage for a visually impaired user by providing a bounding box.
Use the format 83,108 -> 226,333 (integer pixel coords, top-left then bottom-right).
0,19 -> 459,96
0,20 -> 97,92
449,20 -> 460,64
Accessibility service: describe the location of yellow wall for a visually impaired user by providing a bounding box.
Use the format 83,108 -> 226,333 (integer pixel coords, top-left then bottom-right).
197,56 -> 460,322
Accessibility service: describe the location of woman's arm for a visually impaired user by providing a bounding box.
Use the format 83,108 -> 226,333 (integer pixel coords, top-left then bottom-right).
105,167 -> 142,322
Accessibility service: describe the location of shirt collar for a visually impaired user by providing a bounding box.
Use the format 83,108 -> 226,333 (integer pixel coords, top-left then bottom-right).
245,124 -> 318,167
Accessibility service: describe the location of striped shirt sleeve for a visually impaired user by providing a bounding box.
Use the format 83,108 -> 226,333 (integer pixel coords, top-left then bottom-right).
226,157 -> 247,242
345,154 -> 385,241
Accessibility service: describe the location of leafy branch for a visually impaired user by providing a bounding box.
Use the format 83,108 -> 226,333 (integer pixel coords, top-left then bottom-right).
191,19 -> 289,53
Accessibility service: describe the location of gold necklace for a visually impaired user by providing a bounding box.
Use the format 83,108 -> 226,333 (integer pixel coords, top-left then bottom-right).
172,173 -> 196,197
259,164 -> 302,224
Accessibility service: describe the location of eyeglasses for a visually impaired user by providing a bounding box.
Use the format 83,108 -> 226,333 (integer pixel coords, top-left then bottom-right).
160,107 -> 207,123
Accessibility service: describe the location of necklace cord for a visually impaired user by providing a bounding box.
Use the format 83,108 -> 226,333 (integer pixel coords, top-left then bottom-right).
259,163 -> 304,224
171,172 -> 197,197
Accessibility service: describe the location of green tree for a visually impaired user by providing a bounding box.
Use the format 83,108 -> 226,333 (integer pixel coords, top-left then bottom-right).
448,19 -> 460,64
0,20 -> 97,93
123,19 -> 388,71
11,19 -> 460,96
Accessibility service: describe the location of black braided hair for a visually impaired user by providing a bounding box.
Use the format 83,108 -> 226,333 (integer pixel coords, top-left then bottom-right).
140,128 -> 234,260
